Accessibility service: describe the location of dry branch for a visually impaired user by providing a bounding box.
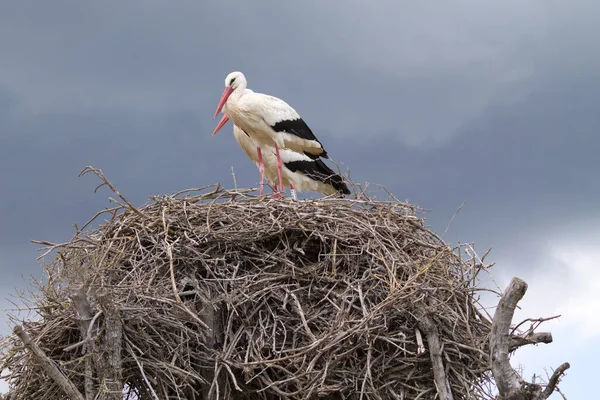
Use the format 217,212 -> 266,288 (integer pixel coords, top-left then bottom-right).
79,166 -> 144,218
490,278 -> 569,400
13,325 -> 85,400
97,292 -> 124,400
542,362 -> 571,399
509,332 -> 553,352
418,313 -> 454,400
67,284 -> 96,399
490,278 -> 529,396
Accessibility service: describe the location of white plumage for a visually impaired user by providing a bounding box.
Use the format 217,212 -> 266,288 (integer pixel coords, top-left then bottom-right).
215,75 -> 327,157
232,125 -> 349,197
213,72 -> 331,198
213,71 -> 349,198
232,125 -> 290,198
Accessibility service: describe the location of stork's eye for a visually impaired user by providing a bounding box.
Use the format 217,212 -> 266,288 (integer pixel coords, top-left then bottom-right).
229,77 -> 237,86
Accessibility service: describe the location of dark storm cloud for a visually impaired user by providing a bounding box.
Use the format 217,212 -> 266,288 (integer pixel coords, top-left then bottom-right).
4,0 -> 596,145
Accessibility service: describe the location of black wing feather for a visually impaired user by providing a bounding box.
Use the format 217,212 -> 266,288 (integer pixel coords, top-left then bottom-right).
271,118 -> 316,141
271,118 -> 329,158
284,159 -> 350,195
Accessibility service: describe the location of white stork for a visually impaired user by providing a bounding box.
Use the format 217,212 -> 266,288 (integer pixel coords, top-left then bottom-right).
231,120 -> 284,198
231,124 -> 350,198
213,71 -> 331,198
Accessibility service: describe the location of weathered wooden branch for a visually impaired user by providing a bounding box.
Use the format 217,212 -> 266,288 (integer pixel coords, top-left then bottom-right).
541,362 -> 571,399
13,325 -> 85,400
490,277 -> 569,400
68,284 -> 96,400
508,332 -> 553,352
63,310 -> 103,352
127,342 -> 160,400
69,284 -> 93,326
418,313 -> 454,400
97,291 -> 123,400
200,297 -> 228,400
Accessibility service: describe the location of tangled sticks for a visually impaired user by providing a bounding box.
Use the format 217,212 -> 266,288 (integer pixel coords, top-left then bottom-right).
1,168 -> 567,400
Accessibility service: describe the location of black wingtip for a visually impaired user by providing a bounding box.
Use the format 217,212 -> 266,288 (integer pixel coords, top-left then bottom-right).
285,159 -> 350,196
331,173 -> 351,196
303,150 -> 329,160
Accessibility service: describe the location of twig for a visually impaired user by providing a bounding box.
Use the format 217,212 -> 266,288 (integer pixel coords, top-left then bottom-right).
231,166 -> 238,190
79,166 -> 144,218
441,201 -> 466,239
127,343 -> 160,400
13,325 -> 85,400
511,315 -> 561,335
541,362 -> 570,400
63,310 -> 103,352
162,206 -> 182,304
160,206 -> 209,329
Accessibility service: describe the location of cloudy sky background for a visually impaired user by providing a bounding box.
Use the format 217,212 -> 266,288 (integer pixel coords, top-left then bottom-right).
1,1 -> 599,397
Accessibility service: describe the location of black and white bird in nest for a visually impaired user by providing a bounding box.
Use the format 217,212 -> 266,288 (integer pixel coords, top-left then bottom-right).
212,72 -> 350,200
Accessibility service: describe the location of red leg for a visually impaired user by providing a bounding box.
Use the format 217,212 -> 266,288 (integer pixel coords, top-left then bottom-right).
273,185 -> 279,199
256,146 -> 264,196
274,143 -> 285,198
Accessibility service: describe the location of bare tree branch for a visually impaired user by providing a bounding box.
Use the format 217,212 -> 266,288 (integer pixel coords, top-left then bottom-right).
419,313 -> 454,400
490,278 -> 527,397
490,277 -> 569,400
511,315 -> 561,335
127,343 -> 161,400
541,362 -> 570,400
68,284 -> 96,400
13,325 -> 85,400
509,332 -> 553,352
97,292 -> 123,400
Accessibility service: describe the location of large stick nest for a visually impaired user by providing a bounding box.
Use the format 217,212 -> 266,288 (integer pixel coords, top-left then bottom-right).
1,178 -> 497,399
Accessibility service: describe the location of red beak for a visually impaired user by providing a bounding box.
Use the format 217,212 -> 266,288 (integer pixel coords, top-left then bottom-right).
214,87 -> 233,118
213,114 -> 229,136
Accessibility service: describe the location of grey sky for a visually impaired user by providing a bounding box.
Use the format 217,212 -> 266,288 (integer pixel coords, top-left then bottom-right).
1,1 -> 599,397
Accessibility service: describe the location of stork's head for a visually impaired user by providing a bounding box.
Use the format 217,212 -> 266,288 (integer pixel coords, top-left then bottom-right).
212,71 -> 247,135
214,71 -> 245,119
224,71 -> 245,90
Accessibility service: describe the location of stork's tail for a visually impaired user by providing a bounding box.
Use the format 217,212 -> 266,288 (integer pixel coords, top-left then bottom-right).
284,159 -> 351,196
